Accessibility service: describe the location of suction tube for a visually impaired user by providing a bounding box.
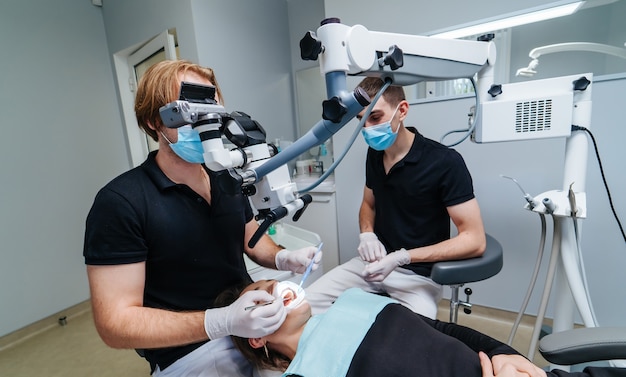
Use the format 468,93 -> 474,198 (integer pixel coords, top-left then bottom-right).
507,214 -> 547,345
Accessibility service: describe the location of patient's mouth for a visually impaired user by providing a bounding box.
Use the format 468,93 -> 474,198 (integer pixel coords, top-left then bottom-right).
282,288 -> 296,306
275,281 -> 305,311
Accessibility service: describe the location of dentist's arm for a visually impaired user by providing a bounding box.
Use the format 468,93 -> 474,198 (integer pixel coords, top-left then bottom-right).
244,219 -> 321,274
88,262 -> 286,348
87,263 -> 208,348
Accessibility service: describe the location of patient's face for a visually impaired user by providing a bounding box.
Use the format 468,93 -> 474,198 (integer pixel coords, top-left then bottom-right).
243,280 -> 312,331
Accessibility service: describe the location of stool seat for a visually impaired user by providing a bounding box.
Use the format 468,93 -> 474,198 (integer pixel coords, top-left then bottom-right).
430,234 -> 503,323
431,234 -> 503,286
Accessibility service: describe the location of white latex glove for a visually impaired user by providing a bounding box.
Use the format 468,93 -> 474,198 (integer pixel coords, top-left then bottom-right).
275,246 -> 322,274
362,248 -> 411,282
357,232 -> 386,262
204,289 -> 286,339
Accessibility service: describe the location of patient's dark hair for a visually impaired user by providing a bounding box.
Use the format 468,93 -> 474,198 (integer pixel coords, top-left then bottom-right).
214,283 -> 291,371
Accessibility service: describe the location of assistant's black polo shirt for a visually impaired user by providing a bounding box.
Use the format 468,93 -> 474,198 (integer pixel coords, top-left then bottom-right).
83,151 -> 253,370
365,128 -> 475,277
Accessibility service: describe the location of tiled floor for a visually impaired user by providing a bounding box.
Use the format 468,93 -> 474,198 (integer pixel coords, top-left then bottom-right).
0,300 -> 549,376
0,308 -> 148,377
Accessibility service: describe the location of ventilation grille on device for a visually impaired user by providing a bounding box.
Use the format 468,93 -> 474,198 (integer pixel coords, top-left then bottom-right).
515,99 -> 553,133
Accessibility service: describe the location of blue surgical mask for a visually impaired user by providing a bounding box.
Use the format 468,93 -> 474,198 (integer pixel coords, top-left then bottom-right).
361,105 -> 400,151
161,125 -> 205,163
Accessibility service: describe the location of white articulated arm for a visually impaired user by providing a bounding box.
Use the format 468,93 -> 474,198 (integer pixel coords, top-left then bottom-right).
517,42 -> 626,76
314,19 -> 497,87
529,42 -> 626,60
252,18 -> 499,180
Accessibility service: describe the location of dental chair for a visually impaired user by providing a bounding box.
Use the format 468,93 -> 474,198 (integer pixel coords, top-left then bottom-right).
539,326 -> 626,367
431,233 -> 503,323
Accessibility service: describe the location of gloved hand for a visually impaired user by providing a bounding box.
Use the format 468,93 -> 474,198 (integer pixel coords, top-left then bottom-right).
357,232 -> 386,262
204,289 -> 286,339
275,246 -> 322,274
362,248 -> 411,282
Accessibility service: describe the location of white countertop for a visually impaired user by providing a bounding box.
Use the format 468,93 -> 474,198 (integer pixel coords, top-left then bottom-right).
244,223 -> 321,272
292,175 -> 335,193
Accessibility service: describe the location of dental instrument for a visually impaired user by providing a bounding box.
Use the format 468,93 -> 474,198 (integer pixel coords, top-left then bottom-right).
244,297 -> 290,311
500,175 -> 537,209
299,242 -> 323,290
244,280 -> 308,311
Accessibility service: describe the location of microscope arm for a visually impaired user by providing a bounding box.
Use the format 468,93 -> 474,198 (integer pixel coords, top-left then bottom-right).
247,193 -> 312,248
248,84 -> 369,181
160,20 -> 498,248
247,18 -> 497,184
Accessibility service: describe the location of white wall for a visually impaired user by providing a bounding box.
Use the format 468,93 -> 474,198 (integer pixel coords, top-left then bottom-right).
0,0 -> 128,337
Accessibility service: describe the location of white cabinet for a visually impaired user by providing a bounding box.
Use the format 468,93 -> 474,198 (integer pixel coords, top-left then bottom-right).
286,179 -> 340,273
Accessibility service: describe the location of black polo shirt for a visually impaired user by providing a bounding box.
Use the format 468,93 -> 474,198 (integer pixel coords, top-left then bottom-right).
365,128 -> 474,276
83,151 -> 253,370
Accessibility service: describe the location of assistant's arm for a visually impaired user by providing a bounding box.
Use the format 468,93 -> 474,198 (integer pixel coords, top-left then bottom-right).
359,186 -> 376,232
364,197 -> 488,281
405,198 -> 486,263
356,186 -> 388,262
87,263 -> 207,349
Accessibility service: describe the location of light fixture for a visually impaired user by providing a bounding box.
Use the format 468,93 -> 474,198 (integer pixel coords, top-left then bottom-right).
428,1 -> 584,39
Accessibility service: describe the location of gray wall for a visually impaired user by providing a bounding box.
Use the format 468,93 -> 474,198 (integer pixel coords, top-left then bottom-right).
410,77 -> 626,327
324,0 -> 566,36
101,0 -> 296,142
0,0 -> 295,338
0,0 -> 128,337
190,0 -> 296,140
319,0 -> 626,327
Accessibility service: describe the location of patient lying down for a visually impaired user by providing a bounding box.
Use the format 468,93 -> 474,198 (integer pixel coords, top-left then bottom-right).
216,280 -> 624,377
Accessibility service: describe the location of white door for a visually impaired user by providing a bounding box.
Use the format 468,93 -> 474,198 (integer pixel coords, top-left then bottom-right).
114,30 -> 177,167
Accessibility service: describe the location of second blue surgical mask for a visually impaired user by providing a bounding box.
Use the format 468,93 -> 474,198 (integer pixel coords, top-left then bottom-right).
361,105 -> 400,151
162,125 -> 205,163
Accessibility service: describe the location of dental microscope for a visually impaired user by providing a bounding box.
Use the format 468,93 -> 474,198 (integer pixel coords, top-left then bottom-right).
160,17 -> 498,248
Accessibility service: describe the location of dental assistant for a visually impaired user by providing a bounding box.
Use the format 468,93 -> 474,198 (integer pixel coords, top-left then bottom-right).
83,60 -> 321,377
306,77 -> 486,318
